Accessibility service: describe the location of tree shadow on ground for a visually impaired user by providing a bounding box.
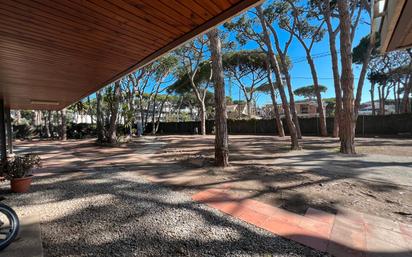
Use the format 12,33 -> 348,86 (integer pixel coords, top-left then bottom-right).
2,168 -> 411,257
6,137 -> 412,256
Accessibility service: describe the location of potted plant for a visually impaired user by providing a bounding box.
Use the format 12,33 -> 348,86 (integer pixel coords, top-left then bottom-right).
2,154 -> 41,193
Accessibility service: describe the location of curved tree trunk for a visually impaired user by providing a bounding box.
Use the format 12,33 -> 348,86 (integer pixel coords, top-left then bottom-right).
284,74 -> 302,139
267,18 -> 302,139
87,96 -> 93,126
354,35 -> 375,118
151,101 -> 157,135
107,81 -> 121,144
176,96 -> 183,122
208,28 -> 229,167
96,90 -> 104,142
190,80 -> 207,136
257,5 -> 299,150
306,53 -> 328,136
44,111 -> 51,138
401,76 -> 412,113
15,110 -> 21,124
265,59 -> 285,137
246,99 -> 252,119
199,102 -> 206,135
396,82 -> 401,114
394,83 -> 398,114
322,0 -> 342,138
272,45 -> 301,137
48,110 -> 53,137
270,87 -> 285,137
60,108 -> 67,141
154,95 -> 169,134
380,84 -> 386,115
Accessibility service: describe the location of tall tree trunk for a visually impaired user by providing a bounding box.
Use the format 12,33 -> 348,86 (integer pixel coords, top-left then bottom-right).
107,81 -> 121,144
60,108 -> 67,141
322,0 -> 342,138
96,90 -> 104,142
337,0 -> 356,154
270,89 -> 285,137
44,111 -> 51,138
396,81 -> 401,114
401,76 -> 412,113
176,97 -> 183,122
370,83 -> 376,116
128,89 -> 135,137
354,33 -> 376,118
246,99 -> 252,119
189,79 -> 207,136
31,111 -> 36,127
54,111 -> 60,137
257,5 -> 299,150
15,110 -> 21,124
394,83 -> 398,114
332,114 -> 339,137
154,95 -> 169,134
138,96 -> 146,133
48,110 -> 53,137
380,85 -> 386,115
151,100 -> 157,135
267,20 -> 301,138
44,111 -> 51,137
284,73 -> 302,139
199,102 -> 206,135
306,53 -> 328,136
189,106 -> 194,121
87,96 -> 93,125
265,59 -> 285,137
207,28 -> 229,167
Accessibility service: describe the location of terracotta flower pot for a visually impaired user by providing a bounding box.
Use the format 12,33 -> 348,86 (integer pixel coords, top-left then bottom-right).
10,176 -> 33,193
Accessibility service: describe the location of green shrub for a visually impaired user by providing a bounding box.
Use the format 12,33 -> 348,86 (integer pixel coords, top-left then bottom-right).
2,154 -> 41,179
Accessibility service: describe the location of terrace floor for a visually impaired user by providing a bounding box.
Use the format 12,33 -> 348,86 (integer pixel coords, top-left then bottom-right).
1,135 -> 411,256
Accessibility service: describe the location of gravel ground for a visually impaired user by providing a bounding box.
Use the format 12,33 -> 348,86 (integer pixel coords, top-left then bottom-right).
1,167 -> 327,257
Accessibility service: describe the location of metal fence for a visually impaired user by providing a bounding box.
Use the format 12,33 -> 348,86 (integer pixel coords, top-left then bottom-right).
147,113 -> 412,136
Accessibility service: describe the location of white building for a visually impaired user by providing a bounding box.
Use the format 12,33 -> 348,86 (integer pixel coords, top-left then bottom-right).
358,101 -> 396,115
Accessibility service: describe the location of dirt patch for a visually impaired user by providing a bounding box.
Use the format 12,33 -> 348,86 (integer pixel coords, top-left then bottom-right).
14,136 -> 412,224
153,135 -> 412,224
178,158 -> 412,223
226,165 -> 412,223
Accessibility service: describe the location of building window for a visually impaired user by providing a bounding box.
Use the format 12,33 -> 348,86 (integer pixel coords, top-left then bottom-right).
301,105 -> 309,114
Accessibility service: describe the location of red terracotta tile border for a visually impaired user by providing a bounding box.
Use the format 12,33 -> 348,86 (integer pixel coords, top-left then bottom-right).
191,187 -> 412,257
305,207 -> 335,226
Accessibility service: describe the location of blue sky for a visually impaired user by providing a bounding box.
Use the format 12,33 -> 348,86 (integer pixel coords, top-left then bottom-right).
89,2 -> 373,108
221,3 -> 372,107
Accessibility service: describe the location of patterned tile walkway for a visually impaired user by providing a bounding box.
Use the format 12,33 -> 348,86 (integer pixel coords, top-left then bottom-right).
192,188 -> 412,257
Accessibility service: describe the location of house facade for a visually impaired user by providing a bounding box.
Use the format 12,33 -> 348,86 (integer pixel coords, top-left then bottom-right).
258,100 -> 327,119
358,101 -> 396,115
227,103 -> 259,119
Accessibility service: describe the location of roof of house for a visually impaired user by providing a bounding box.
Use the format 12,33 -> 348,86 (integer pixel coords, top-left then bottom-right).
226,105 -> 238,112
294,99 -> 327,107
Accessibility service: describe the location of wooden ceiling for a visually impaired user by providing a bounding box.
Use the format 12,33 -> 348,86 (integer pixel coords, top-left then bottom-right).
0,0 -> 260,110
